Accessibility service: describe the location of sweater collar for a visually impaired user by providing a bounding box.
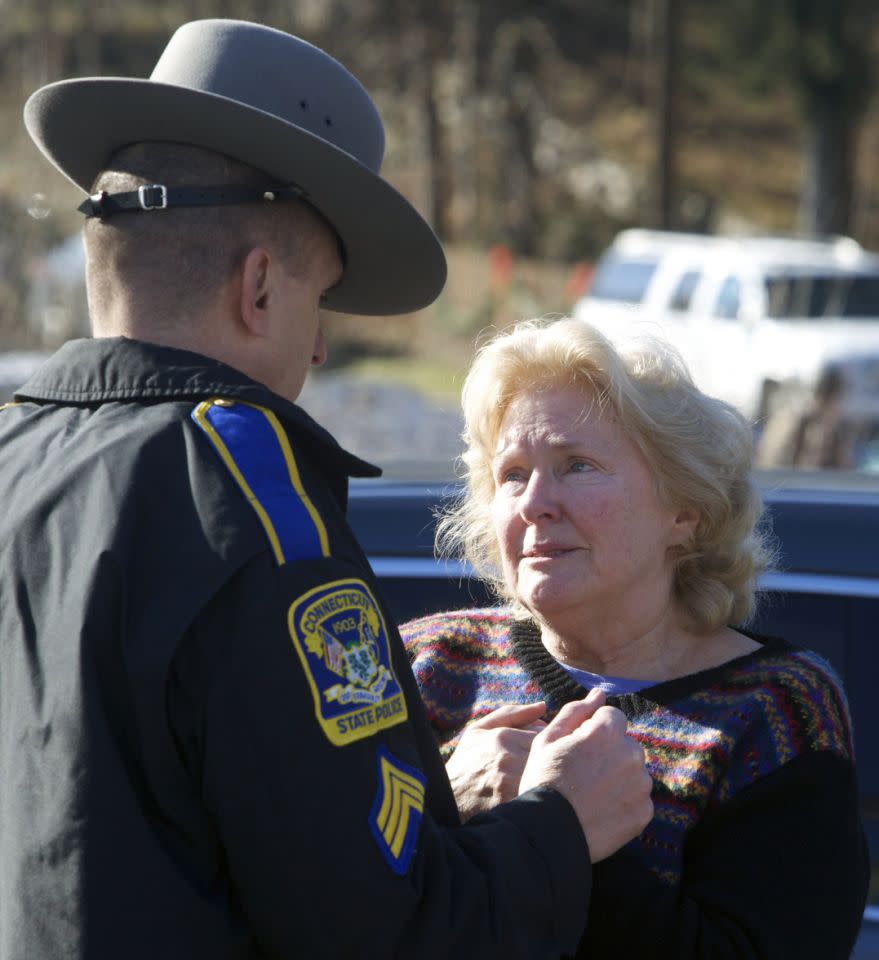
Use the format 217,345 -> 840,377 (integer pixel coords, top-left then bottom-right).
508,616 -> 792,712
508,618 -> 585,708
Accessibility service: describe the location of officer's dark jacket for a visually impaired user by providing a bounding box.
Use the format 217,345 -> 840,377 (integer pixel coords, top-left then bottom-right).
0,338 -> 590,959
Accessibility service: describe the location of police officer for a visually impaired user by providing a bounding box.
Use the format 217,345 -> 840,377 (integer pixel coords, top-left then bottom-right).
1,19 -> 652,959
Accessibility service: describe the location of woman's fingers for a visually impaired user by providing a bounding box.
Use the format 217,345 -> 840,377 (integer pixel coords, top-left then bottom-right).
468,701 -> 547,730
538,688 -> 606,743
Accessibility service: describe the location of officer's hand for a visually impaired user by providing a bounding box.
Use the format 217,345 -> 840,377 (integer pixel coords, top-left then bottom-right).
446,702 -> 547,822
518,689 -> 654,863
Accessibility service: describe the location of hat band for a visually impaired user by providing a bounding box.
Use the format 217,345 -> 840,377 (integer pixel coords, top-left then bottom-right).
77,183 -> 305,219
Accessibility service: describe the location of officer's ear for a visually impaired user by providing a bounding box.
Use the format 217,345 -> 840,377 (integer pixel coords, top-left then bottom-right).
239,246 -> 273,337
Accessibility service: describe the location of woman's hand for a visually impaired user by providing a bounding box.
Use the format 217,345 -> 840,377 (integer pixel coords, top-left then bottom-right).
519,690 -> 654,862
445,702 -> 548,821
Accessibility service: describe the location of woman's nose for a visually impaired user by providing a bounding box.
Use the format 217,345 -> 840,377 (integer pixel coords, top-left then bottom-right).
518,471 -> 560,523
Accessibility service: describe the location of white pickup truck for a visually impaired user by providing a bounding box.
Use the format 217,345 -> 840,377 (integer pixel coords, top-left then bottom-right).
573,229 -> 879,423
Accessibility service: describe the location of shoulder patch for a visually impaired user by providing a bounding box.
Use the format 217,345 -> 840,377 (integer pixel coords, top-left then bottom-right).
288,578 -> 408,746
191,398 -> 329,565
369,746 -> 426,876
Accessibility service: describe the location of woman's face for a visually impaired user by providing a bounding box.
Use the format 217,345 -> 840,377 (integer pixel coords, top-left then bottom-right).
491,384 -> 692,632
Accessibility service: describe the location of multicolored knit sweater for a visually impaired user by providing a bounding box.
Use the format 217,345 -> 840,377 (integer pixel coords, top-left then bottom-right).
401,608 -> 869,958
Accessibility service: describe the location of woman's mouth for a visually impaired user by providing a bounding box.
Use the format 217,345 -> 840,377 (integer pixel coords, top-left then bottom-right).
522,546 -> 576,559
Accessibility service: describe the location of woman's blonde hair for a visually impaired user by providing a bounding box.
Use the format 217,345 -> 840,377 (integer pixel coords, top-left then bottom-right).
437,316 -> 775,632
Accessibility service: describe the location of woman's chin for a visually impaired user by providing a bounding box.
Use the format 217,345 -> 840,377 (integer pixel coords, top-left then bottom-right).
517,581 -> 586,624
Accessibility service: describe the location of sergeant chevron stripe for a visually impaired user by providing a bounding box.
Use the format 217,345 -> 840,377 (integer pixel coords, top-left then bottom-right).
369,747 -> 426,875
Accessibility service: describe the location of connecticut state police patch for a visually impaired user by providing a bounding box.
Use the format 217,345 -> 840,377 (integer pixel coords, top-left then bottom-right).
288,578 -> 408,746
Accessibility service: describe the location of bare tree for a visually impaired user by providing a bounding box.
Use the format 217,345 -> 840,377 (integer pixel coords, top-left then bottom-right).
646,0 -> 681,230
791,0 -> 872,236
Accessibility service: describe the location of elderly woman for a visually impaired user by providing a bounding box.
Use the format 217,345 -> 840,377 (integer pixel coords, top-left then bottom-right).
402,317 -> 868,958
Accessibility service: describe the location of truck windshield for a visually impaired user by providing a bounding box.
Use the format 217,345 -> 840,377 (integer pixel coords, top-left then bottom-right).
589,255 -> 659,304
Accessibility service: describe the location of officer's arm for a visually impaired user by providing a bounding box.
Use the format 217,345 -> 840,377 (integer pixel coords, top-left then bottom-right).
170,553 -> 591,959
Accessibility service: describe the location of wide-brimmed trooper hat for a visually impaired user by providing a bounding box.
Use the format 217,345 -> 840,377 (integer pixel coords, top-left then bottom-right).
23,18 -> 447,315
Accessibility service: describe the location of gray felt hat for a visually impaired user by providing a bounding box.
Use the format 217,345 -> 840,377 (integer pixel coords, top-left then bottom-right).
23,18 -> 447,315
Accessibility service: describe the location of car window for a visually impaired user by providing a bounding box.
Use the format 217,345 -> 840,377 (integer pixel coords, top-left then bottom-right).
668,270 -> 701,312
712,275 -> 741,319
589,254 -> 658,304
843,274 -> 879,316
765,272 -> 879,319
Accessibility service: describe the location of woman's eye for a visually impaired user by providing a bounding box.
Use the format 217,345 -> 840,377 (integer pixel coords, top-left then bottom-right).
498,467 -> 526,485
568,460 -> 594,474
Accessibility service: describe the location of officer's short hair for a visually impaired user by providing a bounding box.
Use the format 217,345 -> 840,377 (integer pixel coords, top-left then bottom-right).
84,142 -> 334,329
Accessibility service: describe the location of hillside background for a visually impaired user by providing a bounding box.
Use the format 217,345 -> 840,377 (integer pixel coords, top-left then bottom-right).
2,0 -> 879,397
